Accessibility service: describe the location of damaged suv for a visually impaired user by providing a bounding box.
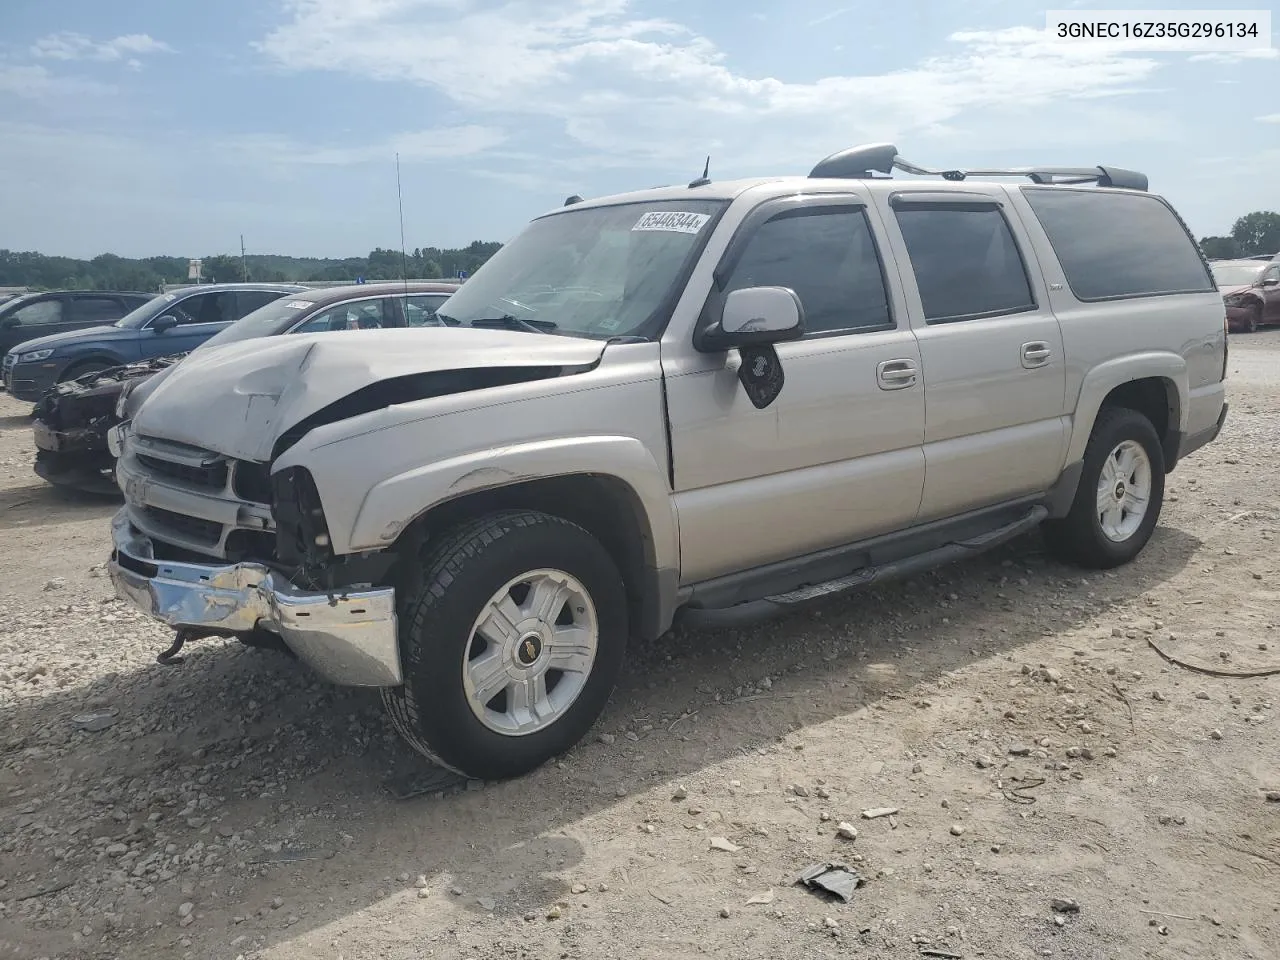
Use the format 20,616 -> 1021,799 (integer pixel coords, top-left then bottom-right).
108,144 -> 1228,780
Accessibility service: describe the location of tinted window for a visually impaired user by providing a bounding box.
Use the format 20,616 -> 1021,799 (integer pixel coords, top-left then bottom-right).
235,290 -> 288,318
171,291 -> 236,326
292,299 -> 390,334
1022,188 -> 1213,301
11,299 -> 63,325
73,296 -> 127,323
724,208 -> 892,334
894,205 -> 1035,323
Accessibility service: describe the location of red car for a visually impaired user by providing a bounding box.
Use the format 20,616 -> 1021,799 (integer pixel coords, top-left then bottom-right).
1211,259 -> 1280,332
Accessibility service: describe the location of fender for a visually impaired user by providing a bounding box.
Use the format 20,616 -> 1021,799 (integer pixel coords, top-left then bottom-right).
1064,351 -> 1186,466
346,433 -> 680,582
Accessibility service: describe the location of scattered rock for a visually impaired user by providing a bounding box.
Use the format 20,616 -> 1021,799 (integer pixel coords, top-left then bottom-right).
1051,898 -> 1081,914
912,762 -> 924,773
417,888 -> 431,899
43,577 -> 66,592
836,822 -> 858,841
862,807 -> 899,820
1264,791 -> 1280,803
571,883 -> 588,895
1152,691 -> 1167,702
1210,729 -> 1224,741
598,733 -> 615,745
178,902 -> 194,919
790,783 -> 810,798
719,907 -> 731,918
672,785 -> 688,801
709,837 -> 741,853
546,905 -> 562,920
477,897 -> 496,911
1008,744 -> 1031,757
1196,691 -> 1211,700
949,824 -> 965,837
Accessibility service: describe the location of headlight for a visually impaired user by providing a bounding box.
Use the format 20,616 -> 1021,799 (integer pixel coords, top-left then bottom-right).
1222,293 -> 1247,308
17,349 -> 54,363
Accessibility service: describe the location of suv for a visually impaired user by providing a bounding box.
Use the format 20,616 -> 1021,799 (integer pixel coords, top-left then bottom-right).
0,290 -> 156,364
2,283 -> 306,402
105,144 -> 1229,781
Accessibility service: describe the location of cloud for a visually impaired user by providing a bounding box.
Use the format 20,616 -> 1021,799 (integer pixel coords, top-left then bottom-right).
30,32 -> 174,63
255,2 -> 1178,170
808,7 -> 852,27
0,62 -> 113,99
1188,48 -> 1279,64
1257,113 -> 1280,124
230,125 -> 507,166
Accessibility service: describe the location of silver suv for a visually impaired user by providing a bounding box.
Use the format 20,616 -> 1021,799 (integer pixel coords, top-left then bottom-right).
106,144 -> 1229,781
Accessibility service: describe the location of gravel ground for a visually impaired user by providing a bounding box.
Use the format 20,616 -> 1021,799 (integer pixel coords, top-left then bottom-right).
1,337 -> 1278,960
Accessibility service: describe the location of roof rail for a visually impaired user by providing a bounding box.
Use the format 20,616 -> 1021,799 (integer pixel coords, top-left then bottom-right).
808,143 -> 1148,192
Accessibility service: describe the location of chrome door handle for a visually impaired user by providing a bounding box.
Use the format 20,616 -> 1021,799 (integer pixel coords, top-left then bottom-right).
877,358 -> 918,390
1021,341 -> 1052,368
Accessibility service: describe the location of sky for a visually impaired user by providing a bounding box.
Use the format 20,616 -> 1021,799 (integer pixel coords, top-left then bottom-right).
0,0 -> 1276,260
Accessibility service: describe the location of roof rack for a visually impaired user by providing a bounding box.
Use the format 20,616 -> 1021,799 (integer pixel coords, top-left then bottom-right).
808,143 -> 1148,192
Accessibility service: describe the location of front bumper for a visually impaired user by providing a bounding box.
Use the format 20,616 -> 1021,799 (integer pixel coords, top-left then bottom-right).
4,360 -> 59,402
108,509 -> 402,687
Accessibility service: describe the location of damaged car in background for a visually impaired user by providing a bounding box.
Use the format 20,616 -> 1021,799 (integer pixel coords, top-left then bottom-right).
31,281 -> 460,494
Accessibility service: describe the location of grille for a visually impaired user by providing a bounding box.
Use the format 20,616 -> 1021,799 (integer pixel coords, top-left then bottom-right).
136,452 -> 228,491
143,506 -> 222,546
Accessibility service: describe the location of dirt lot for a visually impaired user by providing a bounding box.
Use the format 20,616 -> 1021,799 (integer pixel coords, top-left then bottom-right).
1,338 -> 1278,960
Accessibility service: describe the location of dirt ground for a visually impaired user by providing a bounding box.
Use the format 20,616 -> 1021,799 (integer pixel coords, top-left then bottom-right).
1,337 -> 1278,960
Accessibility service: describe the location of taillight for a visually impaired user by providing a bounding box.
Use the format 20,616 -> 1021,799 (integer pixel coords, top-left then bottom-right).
1222,311 -> 1229,381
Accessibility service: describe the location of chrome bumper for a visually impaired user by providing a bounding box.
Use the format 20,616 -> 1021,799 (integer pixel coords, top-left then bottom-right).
107,509 -> 402,687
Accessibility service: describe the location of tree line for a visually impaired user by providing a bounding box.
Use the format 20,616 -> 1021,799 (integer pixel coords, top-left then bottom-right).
0,241 -> 504,292
1199,211 -> 1280,260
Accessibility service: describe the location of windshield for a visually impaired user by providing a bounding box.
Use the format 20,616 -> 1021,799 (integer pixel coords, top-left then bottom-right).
114,293 -> 177,329
437,198 -> 728,340
196,296 -> 318,350
1211,262 -> 1264,288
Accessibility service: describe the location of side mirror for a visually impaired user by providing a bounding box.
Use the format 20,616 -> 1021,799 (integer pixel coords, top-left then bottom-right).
1262,277 -> 1279,288
151,314 -> 179,333
695,286 -> 805,353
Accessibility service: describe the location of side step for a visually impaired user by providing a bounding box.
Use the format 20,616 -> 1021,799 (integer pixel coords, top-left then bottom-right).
678,505 -> 1046,629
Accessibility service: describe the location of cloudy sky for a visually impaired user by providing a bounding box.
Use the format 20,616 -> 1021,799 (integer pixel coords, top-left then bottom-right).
0,0 -> 1276,259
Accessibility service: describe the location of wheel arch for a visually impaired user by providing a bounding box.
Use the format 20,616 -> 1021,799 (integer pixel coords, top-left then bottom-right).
1066,355 -> 1186,471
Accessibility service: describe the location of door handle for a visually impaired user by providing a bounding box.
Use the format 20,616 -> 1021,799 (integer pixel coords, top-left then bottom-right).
877,358 -> 918,390
1021,341 -> 1052,368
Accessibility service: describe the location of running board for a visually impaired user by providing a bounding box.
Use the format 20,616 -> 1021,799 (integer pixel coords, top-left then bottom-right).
678,505 -> 1047,629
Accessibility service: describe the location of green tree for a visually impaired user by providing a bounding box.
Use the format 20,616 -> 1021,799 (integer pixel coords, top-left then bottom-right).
201,254 -> 246,283
1229,211 -> 1280,257
1199,236 -> 1241,259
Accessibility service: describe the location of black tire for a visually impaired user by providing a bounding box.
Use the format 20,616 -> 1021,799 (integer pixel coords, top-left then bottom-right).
1239,305 -> 1260,333
381,509 -> 628,780
1043,407 -> 1165,569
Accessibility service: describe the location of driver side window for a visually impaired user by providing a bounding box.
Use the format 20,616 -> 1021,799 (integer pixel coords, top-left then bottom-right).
173,292 -> 236,326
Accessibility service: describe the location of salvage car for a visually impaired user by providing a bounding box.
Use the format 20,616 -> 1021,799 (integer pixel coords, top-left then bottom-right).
3,282 -> 306,403
1210,258 -> 1280,332
106,144 -> 1228,781
32,282 -> 460,494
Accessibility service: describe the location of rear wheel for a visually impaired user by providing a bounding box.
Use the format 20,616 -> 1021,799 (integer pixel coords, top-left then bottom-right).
382,510 -> 628,780
57,360 -> 110,384
1043,407 -> 1165,569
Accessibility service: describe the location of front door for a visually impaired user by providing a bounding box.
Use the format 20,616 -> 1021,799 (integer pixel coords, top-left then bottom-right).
146,290 -> 239,356
872,186 -> 1069,522
1260,264 -> 1280,326
662,193 -> 926,585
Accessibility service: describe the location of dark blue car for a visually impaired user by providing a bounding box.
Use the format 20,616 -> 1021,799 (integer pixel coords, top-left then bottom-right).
2,282 -> 307,402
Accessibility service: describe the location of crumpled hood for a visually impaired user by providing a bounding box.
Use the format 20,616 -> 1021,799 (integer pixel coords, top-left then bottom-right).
130,327 -> 608,462
1219,283 -> 1254,298
6,323 -> 137,355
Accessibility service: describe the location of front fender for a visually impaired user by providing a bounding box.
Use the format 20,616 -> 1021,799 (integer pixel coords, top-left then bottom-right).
1065,351 -> 1187,465
346,434 -> 679,577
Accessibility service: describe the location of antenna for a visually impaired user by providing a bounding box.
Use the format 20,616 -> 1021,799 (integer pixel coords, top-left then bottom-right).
395,152 -> 409,295
688,156 -> 711,188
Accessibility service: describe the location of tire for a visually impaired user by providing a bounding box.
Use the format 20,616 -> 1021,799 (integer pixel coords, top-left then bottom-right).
57,360 -> 110,384
1043,407 -> 1165,569
1243,305 -> 1260,333
381,509 -> 628,780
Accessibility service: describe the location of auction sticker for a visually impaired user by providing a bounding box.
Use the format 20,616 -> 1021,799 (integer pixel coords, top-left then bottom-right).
632,211 -> 710,234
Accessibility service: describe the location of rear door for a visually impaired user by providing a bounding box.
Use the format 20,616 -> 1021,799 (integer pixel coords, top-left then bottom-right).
873,186 -> 1068,522
0,296 -> 70,356
1261,263 -> 1280,325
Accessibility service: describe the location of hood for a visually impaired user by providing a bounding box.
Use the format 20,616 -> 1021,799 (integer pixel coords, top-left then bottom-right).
131,327 -> 608,462
7,323 -> 138,355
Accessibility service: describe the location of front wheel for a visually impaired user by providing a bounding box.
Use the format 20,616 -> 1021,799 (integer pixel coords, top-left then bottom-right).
382,510 -> 628,780
1042,407 -> 1166,569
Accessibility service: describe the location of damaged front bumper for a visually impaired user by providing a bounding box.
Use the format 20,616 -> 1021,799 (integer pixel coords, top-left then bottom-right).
107,509 -> 402,687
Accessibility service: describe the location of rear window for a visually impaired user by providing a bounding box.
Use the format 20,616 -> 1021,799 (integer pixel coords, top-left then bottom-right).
1021,188 -> 1213,302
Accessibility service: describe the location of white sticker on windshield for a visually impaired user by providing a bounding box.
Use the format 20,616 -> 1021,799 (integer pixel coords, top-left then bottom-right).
282,300 -> 311,309
632,210 -> 710,234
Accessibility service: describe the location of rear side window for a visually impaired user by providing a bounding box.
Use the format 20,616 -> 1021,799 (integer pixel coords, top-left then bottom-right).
235,290 -> 288,317
723,207 -> 893,335
72,296 -> 128,323
893,205 -> 1036,324
1022,188 -> 1213,301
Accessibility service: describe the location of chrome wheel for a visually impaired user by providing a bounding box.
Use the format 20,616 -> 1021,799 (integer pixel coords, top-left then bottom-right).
1096,439 -> 1152,542
462,568 -> 598,737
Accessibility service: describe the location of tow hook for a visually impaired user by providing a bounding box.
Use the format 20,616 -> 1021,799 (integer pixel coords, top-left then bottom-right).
156,628 -> 198,665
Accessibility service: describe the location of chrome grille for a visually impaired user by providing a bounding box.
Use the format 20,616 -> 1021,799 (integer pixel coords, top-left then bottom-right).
120,430 -> 274,561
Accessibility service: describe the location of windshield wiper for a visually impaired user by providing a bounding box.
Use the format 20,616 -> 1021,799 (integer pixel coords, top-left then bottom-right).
467,313 -> 558,334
